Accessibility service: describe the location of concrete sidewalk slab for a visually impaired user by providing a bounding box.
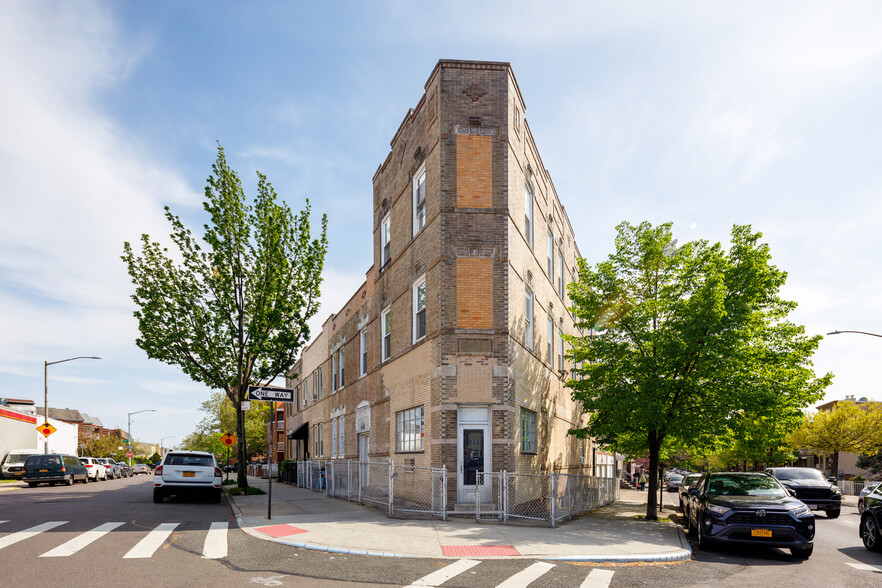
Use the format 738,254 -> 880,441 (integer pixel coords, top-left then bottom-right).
228,477 -> 693,562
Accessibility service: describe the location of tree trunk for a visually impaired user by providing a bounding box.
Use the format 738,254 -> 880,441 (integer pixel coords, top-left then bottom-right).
831,451 -> 839,481
646,432 -> 661,521
235,388 -> 248,490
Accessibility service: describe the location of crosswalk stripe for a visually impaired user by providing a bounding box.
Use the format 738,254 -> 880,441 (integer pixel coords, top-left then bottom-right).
581,568 -> 615,588
202,521 -> 228,559
496,561 -> 555,588
406,558 -> 481,587
847,562 -> 882,572
40,522 -> 125,557
123,522 -> 179,559
0,521 -> 67,551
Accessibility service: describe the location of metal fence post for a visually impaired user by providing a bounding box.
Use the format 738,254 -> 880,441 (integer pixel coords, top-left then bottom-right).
475,472 -> 481,522
442,465 -> 448,522
388,462 -> 394,516
567,474 -> 573,520
503,471 -> 509,525
550,473 -> 557,528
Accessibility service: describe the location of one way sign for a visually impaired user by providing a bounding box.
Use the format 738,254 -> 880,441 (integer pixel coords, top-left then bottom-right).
247,385 -> 295,403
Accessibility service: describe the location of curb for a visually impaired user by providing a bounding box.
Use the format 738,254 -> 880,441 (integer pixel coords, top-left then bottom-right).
545,549 -> 692,563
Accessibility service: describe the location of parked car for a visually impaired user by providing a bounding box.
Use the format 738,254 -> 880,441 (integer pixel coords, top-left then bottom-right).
153,450 -> 222,503
678,473 -> 702,515
858,482 -> 882,514
23,454 -> 89,486
687,472 -> 815,558
132,463 -> 150,475
119,462 -> 133,477
97,458 -> 121,479
666,473 -> 685,492
1,448 -> 42,480
79,457 -> 107,481
765,467 -> 842,518
860,482 -> 882,552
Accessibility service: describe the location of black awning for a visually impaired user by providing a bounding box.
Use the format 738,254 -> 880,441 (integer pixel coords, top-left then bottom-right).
288,421 -> 309,440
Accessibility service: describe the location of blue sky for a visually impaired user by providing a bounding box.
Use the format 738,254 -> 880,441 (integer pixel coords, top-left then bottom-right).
2,1 -> 881,446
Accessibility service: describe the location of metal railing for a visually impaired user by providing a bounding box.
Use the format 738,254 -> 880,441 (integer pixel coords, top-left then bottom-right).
840,480 -> 876,496
289,461 -> 618,527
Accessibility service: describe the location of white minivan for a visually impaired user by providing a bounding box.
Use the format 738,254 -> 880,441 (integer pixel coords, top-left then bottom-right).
153,450 -> 222,503
1,449 -> 42,480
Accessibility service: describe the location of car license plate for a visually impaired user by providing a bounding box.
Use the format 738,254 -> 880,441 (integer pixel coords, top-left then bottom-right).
751,529 -> 772,538
39,469 -> 48,472
183,471 -> 195,477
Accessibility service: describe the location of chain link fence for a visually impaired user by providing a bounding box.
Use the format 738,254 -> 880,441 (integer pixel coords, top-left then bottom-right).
289,460 -> 618,527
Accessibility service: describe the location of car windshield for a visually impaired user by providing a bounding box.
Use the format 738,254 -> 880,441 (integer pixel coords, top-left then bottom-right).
683,474 -> 701,487
706,475 -> 786,498
5,453 -> 33,463
167,454 -> 213,467
669,474 -> 684,482
25,455 -> 61,467
773,469 -> 827,482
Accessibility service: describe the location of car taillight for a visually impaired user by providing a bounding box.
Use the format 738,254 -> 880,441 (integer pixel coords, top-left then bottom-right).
60,466 -> 66,473
85,465 -> 93,468
214,467 -> 222,477
154,465 -> 162,475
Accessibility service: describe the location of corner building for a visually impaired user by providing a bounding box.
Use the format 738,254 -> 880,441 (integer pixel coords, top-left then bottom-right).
286,60 -> 595,507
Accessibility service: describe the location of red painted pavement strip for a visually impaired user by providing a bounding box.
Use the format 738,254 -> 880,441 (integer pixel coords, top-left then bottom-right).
441,545 -> 520,557
257,524 -> 309,538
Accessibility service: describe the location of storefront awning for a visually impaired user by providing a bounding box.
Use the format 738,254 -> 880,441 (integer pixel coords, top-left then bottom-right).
288,422 -> 309,440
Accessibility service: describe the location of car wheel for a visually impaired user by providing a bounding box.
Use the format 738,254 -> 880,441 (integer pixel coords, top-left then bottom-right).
28,482 -> 37,488
82,475 -> 89,484
826,508 -> 840,519
858,500 -> 865,514
66,475 -> 74,486
862,515 -> 882,552
153,488 -> 164,503
212,489 -> 222,503
791,545 -> 813,559
697,517 -> 711,551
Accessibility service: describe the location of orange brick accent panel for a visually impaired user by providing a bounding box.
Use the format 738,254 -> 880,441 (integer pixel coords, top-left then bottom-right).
456,134 -> 492,208
457,257 -> 493,329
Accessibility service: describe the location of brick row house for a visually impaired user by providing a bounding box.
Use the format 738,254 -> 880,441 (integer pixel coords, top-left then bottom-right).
284,60 -> 597,507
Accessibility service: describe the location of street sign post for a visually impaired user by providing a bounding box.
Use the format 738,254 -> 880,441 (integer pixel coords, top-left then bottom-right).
220,432 -> 237,481
247,385 -> 295,402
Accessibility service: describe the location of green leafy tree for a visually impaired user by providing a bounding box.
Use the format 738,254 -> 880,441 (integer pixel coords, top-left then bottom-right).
123,145 -> 327,488
788,401 -> 882,477
179,391 -> 271,462
856,451 -> 882,476
566,221 -> 830,520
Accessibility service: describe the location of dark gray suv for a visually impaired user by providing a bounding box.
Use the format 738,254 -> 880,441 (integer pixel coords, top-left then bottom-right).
765,467 -> 842,518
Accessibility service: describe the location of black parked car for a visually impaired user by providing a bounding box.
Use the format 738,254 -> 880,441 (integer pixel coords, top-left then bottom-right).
765,467 -> 842,518
678,473 -> 702,516
860,482 -> 882,552
687,472 -> 815,558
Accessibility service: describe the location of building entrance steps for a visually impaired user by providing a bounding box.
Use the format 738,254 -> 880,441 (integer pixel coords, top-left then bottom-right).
228,477 -> 692,562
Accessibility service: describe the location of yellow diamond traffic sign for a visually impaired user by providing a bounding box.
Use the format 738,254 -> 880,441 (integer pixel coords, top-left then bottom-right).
220,432 -> 237,447
37,422 -> 57,437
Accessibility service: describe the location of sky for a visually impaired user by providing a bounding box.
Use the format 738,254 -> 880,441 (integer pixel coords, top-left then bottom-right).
2,1 -> 881,447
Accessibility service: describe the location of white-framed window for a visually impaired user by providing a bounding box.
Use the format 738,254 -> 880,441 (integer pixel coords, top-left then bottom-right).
520,408 -> 536,453
524,285 -> 534,351
381,213 -> 391,267
547,228 -> 554,278
547,314 -> 554,363
413,276 -> 426,343
332,353 -> 338,392
381,307 -> 391,362
317,367 -> 323,398
308,377 -> 314,402
301,383 -> 306,408
338,415 -> 345,458
314,370 -> 320,400
524,182 -> 533,248
360,329 -> 368,377
558,248 -> 564,299
558,327 -> 564,372
313,423 -> 323,458
331,418 -> 338,458
338,347 -> 345,389
396,406 -> 424,452
413,164 -> 426,236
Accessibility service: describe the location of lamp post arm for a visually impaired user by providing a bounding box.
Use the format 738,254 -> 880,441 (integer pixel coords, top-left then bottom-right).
43,355 -> 101,454
826,330 -> 882,339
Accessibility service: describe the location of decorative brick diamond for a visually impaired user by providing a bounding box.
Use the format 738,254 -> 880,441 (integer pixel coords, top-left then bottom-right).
463,83 -> 486,102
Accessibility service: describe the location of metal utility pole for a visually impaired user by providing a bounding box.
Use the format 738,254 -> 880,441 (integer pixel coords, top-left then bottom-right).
43,356 -> 100,454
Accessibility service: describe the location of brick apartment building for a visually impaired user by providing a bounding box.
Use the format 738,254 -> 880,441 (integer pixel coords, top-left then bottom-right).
284,59 -> 598,506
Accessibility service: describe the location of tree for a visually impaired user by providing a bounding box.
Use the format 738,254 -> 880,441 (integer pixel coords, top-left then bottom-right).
856,451 -> 882,476
566,221 -> 830,520
788,401 -> 882,477
123,145 -> 327,489
179,391 -> 271,461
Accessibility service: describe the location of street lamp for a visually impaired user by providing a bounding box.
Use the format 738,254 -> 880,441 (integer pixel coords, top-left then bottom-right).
827,330 -> 882,338
160,436 -> 174,457
127,409 -> 157,467
44,356 -> 100,454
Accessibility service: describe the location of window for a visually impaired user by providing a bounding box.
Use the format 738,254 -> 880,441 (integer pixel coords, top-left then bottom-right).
381,213 -> 391,266
524,182 -> 533,248
413,165 -> 426,235
338,348 -> 345,389
396,406 -> 424,452
338,415 -> 345,457
521,408 -> 536,453
309,377 -> 315,402
558,248 -> 564,299
360,329 -> 368,377
413,277 -> 426,343
547,228 -> 554,278
313,423 -> 323,458
524,286 -> 534,351
317,367 -> 323,398
302,383 -> 306,408
547,314 -> 554,363
331,418 -> 337,458
558,327 -> 564,372
332,353 -> 338,392
314,370 -> 320,400
382,307 -> 391,361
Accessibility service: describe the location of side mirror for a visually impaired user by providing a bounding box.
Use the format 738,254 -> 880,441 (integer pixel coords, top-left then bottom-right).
827,477 -> 837,483
688,487 -> 700,496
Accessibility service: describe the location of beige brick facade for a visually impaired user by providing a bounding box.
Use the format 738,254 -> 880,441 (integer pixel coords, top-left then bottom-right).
285,60 -> 595,506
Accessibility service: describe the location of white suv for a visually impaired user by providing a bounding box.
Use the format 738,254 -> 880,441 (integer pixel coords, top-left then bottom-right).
153,450 -> 222,503
79,457 -> 107,481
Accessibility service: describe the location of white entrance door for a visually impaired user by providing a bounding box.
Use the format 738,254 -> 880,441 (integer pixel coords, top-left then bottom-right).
358,433 -> 369,485
456,406 -> 492,503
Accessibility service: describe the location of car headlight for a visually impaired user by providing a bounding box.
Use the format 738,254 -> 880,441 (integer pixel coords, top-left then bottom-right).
707,504 -> 731,515
831,486 -> 841,494
790,504 -> 812,517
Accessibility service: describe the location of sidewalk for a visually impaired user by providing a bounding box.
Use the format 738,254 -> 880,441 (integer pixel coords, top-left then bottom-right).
227,477 -> 692,562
